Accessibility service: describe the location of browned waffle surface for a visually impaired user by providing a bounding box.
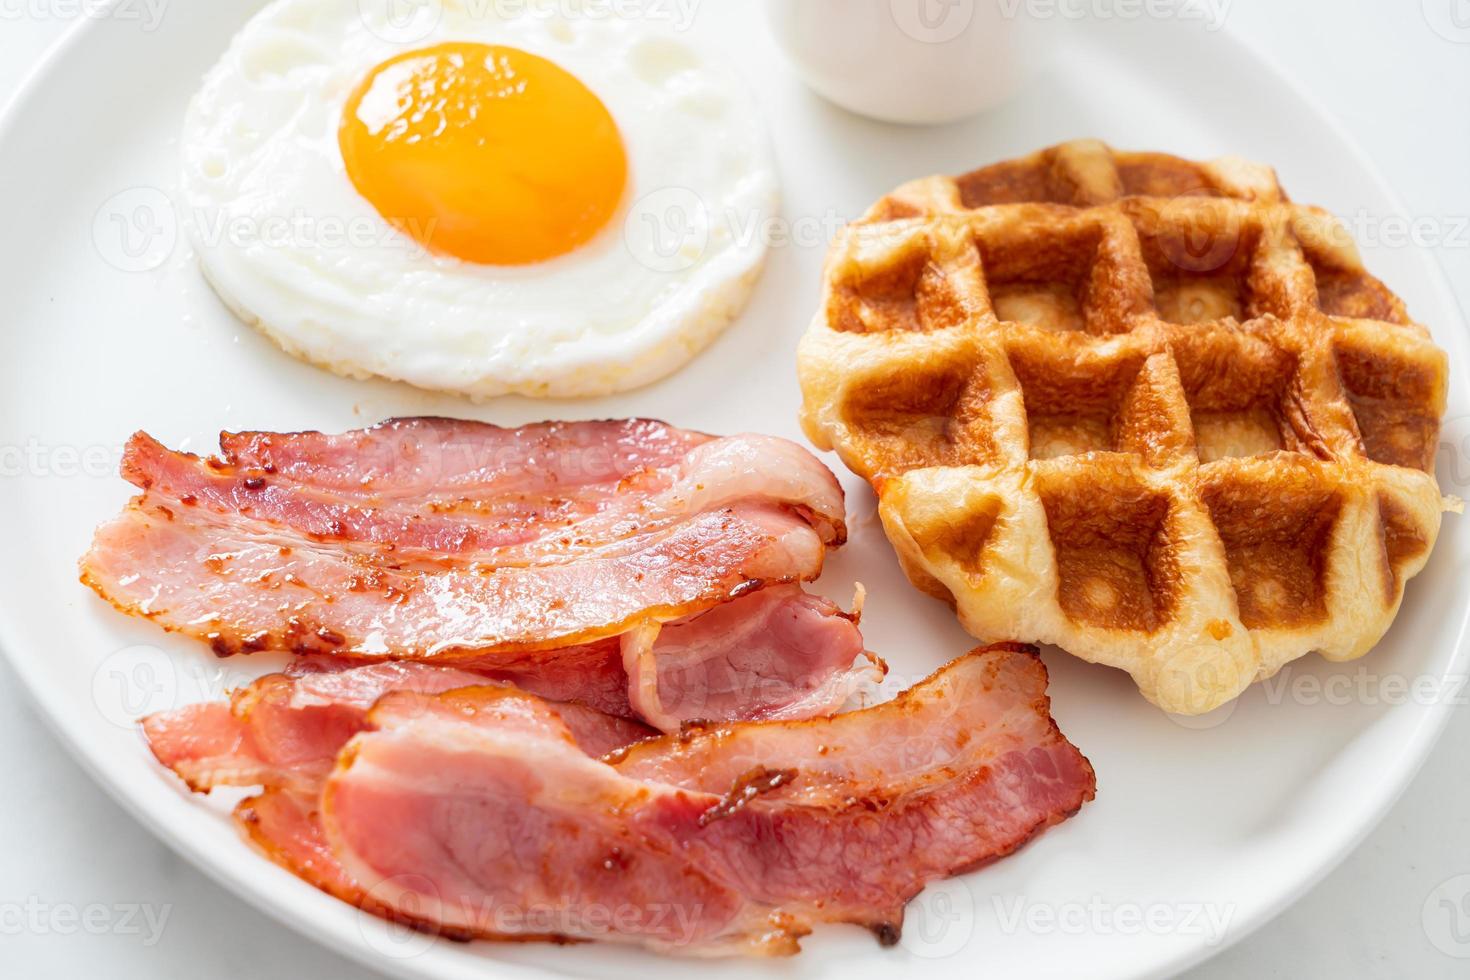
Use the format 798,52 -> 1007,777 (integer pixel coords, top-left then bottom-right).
799,140 -> 1450,714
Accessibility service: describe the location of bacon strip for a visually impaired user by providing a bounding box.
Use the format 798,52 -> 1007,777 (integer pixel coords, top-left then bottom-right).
120,422 -> 846,561
219,417 -> 712,499
610,643 -> 1093,935
142,661 -> 657,795
84,494 -> 825,661
621,584 -> 878,731
83,420 -> 848,663
309,645 -> 1093,955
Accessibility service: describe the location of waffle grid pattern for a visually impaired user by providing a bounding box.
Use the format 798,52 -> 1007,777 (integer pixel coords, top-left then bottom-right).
799,141 -> 1448,713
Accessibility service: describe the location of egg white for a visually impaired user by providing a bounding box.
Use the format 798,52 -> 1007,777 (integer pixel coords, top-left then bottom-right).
180,0 -> 778,399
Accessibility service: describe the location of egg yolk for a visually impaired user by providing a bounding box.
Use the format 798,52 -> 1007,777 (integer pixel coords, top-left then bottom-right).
340,42 -> 628,266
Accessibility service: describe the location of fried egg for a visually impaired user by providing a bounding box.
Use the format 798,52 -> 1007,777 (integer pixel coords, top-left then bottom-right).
181,0 -> 777,398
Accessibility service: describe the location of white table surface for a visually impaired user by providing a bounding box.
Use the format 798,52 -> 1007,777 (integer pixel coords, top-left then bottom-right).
2,3 -> 1467,977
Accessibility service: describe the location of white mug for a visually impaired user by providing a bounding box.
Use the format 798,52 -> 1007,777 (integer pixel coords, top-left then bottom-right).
765,0 -> 1030,125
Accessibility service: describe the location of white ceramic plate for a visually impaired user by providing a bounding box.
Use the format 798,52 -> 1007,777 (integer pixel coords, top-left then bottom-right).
0,5 -> 1464,979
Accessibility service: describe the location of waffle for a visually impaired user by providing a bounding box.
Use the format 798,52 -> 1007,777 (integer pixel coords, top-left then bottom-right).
798,140 -> 1451,714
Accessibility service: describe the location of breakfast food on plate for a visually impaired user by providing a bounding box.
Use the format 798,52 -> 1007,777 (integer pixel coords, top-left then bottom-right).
143,643 -> 1095,955
104,421 -> 1097,957
798,139 -> 1450,715
81,418 -> 878,731
181,0 -> 776,398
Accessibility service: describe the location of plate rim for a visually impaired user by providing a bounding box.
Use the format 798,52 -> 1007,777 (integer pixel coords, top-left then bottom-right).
0,7 -> 1464,980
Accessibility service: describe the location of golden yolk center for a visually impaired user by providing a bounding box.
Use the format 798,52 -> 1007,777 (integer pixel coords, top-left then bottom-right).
340,42 -> 628,266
